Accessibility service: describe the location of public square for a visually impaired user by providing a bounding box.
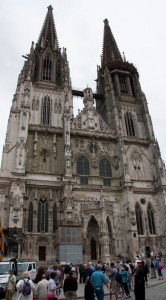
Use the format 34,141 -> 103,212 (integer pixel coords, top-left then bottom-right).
9,268 -> 166,300
104,282 -> 166,300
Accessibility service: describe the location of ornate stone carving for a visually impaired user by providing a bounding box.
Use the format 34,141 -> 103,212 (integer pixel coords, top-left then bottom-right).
36,236 -> 49,245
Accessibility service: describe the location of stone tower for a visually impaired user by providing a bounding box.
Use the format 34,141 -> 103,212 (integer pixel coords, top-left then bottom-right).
0,7 -> 165,263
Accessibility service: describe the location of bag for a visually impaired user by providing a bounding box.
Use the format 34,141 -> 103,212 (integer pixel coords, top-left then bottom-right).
0,286 -> 6,298
47,293 -> 55,300
22,279 -> 31,296
158,263 -> 163,270
115,272 -> 122,283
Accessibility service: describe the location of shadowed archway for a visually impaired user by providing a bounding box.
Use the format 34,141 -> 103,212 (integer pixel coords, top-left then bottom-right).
87,216 -> 100,261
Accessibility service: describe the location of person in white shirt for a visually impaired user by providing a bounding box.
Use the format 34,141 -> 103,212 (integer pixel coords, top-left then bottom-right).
16,271 -> 35,300
35,274 -> 48,300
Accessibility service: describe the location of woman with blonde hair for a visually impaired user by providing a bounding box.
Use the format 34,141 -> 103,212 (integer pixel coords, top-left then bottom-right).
16,271 -> 35,300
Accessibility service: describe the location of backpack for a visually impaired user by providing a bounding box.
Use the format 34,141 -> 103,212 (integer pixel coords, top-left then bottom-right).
115,272 -> 122,283
22,279 -> 31,296
158,263 -> 163,270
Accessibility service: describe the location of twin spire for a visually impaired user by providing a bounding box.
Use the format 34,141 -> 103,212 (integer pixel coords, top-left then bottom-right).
37,6 -> 123,66
37,5 -> 59,50
102,19 -> 123,67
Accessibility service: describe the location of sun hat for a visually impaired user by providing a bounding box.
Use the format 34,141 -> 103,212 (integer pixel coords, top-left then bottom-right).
22,271 -> 30,278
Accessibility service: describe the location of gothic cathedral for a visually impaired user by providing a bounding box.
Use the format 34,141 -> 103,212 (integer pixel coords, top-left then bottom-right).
0,6 -> 166,263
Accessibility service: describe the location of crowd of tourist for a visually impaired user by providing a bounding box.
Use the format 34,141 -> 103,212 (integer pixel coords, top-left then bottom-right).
4,254 -> 164,300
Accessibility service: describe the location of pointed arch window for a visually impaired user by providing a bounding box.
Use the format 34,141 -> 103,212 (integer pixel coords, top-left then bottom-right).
99,158 -> 112,186
77,156 -> 90,185
125,112 -> 135,136
43,56 -> 52,81
28,202 -> 33,232
119,75 -> 128,94
53,203 -> 58,233
41,96 -> 51,126
37,198 -> 48,232
135,203 -> 144,235
147,203 -> 156,234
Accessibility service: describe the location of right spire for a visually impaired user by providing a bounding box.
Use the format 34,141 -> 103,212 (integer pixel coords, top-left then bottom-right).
102,19 -> 123,67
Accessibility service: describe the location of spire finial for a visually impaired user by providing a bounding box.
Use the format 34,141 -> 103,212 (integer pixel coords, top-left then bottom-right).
47,5 -> 53,11
104,19 -> 109,25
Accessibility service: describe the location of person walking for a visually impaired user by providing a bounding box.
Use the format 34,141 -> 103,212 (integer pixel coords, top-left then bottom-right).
150,258 -> 156,278
120,266 -> 131,299
35,274 -> 48,300
141,261 -> 149,286
63,270 -> 78,300
5,269 -> 16,300
84,263 -> 95,300
47,272 -> 60,299
16,271 -> 35,300
108,263 -> 118,300
156,259 -> 164,280
134,264 -> 145,300
90,264 -> 110,300
79,264 -> 86,283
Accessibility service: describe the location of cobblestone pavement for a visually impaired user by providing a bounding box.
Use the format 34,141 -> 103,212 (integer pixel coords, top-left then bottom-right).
11,282 -> 166,300
9,268 -> 166,299
104,281 -> 166,299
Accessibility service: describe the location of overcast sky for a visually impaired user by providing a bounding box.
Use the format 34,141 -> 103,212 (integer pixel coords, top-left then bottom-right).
0,0 -> 166,164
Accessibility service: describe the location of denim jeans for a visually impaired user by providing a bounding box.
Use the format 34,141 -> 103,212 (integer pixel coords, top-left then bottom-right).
93,286 -> 104,300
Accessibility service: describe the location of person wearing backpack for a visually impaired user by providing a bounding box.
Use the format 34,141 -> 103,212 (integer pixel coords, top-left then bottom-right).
119,267 -> 131,299
156,258 -> 164,280
109,263 -> 118,300
16,271 -> 35,300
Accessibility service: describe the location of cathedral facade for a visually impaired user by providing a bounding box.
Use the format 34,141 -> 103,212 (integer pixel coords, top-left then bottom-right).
0,6 -> 166,264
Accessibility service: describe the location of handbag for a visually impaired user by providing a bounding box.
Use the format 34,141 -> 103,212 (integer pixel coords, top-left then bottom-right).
47,293 -> 55,300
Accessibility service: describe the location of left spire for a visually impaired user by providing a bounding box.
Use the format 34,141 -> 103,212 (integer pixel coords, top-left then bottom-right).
37,5 -> 59,50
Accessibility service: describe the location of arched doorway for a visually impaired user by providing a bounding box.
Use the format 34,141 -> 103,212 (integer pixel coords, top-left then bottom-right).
87,216 -> 100,261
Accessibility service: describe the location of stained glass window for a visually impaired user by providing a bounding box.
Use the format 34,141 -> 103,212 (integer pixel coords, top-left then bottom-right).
99,158 -> 112,186
77,156 -> 90,185
38,199 -> 48,232
147,203 -> 156,234
43,56 -> 52,81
